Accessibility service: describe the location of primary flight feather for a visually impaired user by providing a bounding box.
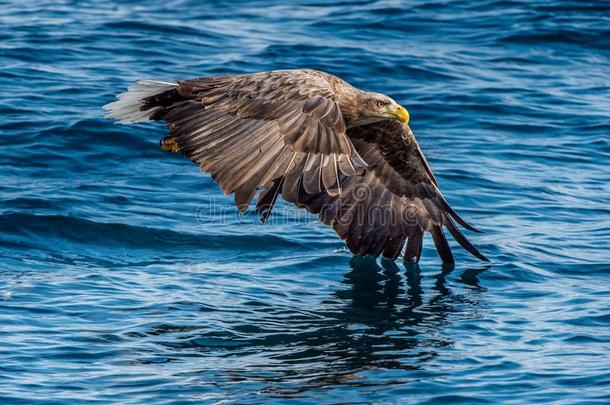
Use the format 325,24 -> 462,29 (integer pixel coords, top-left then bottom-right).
104,68 -> 488,263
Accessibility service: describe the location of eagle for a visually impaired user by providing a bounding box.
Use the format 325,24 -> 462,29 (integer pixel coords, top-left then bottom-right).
104,69 -> 488,263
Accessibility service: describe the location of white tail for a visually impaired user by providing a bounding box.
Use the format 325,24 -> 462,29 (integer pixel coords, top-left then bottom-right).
104,80 -> 177,124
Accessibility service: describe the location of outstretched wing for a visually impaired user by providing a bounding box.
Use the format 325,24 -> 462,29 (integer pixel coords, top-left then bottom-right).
140,69 -> 365,210
259,120 -> 488,263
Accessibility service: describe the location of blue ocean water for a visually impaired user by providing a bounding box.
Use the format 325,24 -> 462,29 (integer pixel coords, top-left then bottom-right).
1,0 -> 609,403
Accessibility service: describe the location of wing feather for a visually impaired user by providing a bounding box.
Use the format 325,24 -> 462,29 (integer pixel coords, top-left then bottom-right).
280,120 -> 488,262
121,69 -> 366,212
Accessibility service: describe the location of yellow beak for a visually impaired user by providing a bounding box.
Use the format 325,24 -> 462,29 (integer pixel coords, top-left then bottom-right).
394,105 -> 410,124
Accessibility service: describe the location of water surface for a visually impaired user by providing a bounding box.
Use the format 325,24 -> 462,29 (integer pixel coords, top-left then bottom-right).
1,1 -> 609,403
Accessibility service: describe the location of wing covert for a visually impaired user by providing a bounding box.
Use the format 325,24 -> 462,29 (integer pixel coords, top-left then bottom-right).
148,69 -> 365,210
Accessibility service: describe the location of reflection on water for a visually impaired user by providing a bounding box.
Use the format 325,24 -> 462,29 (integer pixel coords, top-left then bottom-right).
154,258 -> 491,396
319,258 -> 491,381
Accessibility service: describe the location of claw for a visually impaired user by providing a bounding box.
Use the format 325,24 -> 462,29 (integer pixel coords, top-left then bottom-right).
160,137 -> 180,153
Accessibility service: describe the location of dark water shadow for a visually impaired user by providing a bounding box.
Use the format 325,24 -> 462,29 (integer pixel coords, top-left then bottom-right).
207,257 -> 491,396
145,257 -> 491,397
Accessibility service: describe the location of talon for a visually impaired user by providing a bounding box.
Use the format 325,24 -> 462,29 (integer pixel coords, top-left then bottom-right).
161,137 -> 180,153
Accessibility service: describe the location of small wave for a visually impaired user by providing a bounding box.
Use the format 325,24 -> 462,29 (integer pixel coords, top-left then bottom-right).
101,20 -> 218,38
0,212 -> 311,253
498,29 -> 610,49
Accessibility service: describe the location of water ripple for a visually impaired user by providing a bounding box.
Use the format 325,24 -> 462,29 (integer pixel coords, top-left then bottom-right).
0,0 -> 609,403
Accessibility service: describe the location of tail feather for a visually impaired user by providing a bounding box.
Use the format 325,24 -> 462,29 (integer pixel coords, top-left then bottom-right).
104,80 -> 177,124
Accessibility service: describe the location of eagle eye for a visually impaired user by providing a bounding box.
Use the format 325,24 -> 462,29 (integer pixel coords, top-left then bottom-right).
376,100 -> 385,107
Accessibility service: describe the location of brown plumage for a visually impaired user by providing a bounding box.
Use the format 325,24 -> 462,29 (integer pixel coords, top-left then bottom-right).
104,68 -> 488,263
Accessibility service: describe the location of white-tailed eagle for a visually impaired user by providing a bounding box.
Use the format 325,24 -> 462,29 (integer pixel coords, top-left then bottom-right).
105,69 -> 488,263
